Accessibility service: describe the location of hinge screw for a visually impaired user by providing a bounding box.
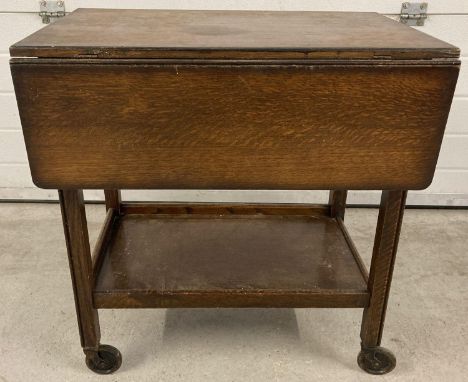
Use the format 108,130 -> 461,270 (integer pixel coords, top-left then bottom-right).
40,0 -> 47,6
57,0 -> 64,6
402,2 -> 409,9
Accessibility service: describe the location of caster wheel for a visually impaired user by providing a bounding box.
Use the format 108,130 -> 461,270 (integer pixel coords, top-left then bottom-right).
85,344 -> 122,374
357,346 -> 396,375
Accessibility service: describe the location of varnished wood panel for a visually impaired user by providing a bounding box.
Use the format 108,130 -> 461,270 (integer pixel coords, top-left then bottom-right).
93,212 -> 369,308
10,9 -> 459,60
11,62 -> 459,190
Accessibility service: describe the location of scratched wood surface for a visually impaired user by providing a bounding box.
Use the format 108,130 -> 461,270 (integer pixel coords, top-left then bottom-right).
10,9 -> 459,59
93,211 -> 369,308
11,61 -> 459,190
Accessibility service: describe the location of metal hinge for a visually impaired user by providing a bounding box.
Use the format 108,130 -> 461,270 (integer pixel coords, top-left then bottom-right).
400,2 -> 428,26
39,0 -> 65,24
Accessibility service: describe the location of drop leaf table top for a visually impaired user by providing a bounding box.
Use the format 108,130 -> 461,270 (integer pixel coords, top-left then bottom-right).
9,9 -> 460,375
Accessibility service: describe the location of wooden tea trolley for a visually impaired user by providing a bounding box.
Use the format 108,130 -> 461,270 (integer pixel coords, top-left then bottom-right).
10,9 -> 459,375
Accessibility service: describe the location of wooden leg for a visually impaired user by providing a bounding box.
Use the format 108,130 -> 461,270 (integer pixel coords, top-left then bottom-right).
104,189 -> 121,212
358,190 -> 407,375
328,190 -> 348,219
59,189 -> 122,374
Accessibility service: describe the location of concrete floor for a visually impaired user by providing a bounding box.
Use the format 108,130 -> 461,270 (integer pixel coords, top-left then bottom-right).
0,203 -> 467,382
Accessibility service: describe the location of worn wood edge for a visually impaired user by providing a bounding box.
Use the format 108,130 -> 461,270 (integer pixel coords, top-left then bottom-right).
9,46 -> 460,60
93,290 -> 370,309
119,202 -> 331,216
91,207 -> 117,284
9,57 -> 461,66
337,217 -> 370,283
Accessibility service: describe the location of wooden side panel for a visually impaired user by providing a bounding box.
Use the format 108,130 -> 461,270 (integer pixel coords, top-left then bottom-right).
11,62 -> 458,190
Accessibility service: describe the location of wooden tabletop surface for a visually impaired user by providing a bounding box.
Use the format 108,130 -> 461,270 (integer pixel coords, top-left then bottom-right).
10,8 -> 459,60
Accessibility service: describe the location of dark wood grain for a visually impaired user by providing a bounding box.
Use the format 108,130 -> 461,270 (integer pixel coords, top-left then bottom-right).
360,190 -> 407,347
93,210 -> 369,308
59,189 -> 100,352
11,62 -> 459,190
10,9 -> 459,60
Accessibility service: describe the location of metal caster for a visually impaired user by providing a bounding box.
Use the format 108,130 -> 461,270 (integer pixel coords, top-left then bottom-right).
85,344 -> 122,374
357,346 -> 396,375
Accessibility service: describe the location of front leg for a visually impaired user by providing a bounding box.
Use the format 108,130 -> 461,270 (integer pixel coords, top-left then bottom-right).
59,189 -> 121,374
358,190 -> 407,374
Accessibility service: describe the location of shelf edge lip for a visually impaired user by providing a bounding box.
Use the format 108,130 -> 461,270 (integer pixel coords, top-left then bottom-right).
93,289 -> 370,294
93,290 -> 370,309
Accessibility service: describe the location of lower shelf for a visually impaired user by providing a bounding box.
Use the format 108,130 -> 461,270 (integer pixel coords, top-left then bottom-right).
92,203 -> 369,308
